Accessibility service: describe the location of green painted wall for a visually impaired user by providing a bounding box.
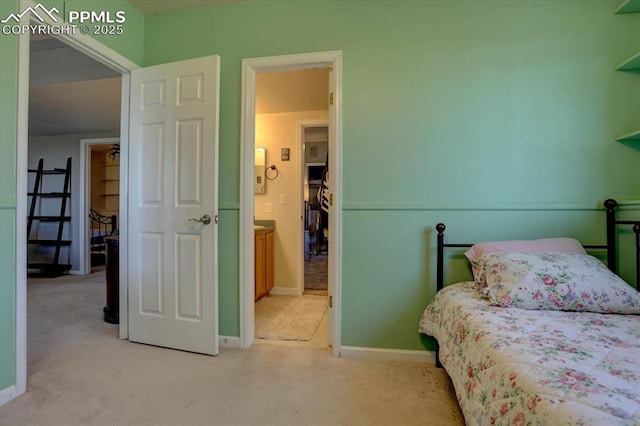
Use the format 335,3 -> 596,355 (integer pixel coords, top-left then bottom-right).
144,0 -> 640,350
0,0 -> 143,392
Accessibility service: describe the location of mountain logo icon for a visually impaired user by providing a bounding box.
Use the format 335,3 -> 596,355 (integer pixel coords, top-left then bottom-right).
1,3 -> 59,24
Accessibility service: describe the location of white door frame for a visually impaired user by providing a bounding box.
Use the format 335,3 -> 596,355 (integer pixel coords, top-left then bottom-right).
239,51 -> 343,355
297,119 -> 329,296
79,137 -> 120,276
13,0 -> 137,402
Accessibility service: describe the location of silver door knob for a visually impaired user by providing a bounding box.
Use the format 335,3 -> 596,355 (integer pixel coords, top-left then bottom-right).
189,214 -> 211,225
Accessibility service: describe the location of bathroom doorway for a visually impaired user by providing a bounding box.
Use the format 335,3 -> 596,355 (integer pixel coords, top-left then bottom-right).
252,69 -> 330,347
241,51 -> 343,354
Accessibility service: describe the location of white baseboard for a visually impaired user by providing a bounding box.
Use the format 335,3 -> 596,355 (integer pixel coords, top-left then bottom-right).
269,286 -> 300,296
219,335 -> 241,349
339,346 -> 436,363
0,385 -> 18,406
68,269 -> 82,275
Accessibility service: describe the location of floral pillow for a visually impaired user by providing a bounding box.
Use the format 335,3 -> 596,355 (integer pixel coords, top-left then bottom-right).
466,238 -> 586,289
477,252 -> 640,314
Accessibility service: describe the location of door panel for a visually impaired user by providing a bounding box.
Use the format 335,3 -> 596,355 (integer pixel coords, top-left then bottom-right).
176,233 -> 202,320
139,232 -> 163,316
129,55 -> 219,355
176,119 -> 202,205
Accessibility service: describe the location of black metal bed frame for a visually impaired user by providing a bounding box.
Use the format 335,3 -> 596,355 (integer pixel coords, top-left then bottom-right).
433,198 -> 640,367
89,208 -> 117,265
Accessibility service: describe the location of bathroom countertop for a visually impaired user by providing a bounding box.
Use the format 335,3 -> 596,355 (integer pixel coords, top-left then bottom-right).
254,220 -> 275,233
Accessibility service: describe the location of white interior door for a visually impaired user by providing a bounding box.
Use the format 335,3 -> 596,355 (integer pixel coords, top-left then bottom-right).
128,56 -> 220,355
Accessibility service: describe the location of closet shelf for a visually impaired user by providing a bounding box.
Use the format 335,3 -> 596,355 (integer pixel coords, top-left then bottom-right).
616,129 -> 640,142
615,0 -> 640,14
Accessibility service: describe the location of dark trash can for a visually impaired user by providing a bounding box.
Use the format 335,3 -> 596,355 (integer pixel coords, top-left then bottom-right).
104,237 -> 119,324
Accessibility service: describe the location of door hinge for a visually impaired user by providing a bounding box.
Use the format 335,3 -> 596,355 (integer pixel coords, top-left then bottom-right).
329,193 -> 333,206
329,295 -> 333,308
329,92 -> 334,105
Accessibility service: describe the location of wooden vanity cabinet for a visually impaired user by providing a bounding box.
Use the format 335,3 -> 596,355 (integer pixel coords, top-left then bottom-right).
255,229 -> 274,301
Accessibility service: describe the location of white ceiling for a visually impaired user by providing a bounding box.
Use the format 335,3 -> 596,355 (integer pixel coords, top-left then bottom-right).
127,0 -> 242,15
29,37 -> 121,136
29,78 -> 122,136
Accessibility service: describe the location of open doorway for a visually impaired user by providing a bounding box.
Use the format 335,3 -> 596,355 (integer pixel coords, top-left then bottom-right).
240,51 -> 343,355
302,124 -> 329,297
26,36 -> 122,285
80,139 -> 121,275
23,33 -> 125,393
252,69 -> 330,347
27,35 -> 122,279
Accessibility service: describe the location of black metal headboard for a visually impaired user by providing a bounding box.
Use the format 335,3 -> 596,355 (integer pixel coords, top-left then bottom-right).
435,199 -> 640,292
89,208 -> 117,254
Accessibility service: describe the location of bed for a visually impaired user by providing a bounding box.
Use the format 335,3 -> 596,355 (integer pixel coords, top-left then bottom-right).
419,199 -> 640,425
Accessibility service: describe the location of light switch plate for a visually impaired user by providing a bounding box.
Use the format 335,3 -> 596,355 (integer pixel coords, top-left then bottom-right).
279,194 -> 286,205
266,202 -> 273,213
281,148 -> 290,161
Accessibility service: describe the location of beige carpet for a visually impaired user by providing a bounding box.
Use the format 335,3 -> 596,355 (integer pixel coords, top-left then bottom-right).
0,271 -> 465,425
255,294 -> 328,341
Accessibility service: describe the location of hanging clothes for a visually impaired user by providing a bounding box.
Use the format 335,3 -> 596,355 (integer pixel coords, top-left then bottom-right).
318,153 -> 330,213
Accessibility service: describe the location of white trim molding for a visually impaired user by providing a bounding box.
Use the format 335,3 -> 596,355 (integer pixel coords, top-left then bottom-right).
239,60 -> 256,349
340,347 -> 435,364
14,6 -> 30,402
118,73 -> 131,340
0,385 -> 18,406
219,336 -> 242,349
240,51 -> 343,355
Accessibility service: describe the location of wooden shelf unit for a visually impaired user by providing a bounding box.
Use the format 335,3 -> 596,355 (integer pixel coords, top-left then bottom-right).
92,152 -> 120,218
27,157 -> 73,276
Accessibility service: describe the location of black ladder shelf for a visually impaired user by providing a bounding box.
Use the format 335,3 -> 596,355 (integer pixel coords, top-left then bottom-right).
27,157 -> 72,277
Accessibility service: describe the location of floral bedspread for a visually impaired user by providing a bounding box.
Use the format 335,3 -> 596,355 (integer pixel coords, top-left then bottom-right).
419,282 -> 640,426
